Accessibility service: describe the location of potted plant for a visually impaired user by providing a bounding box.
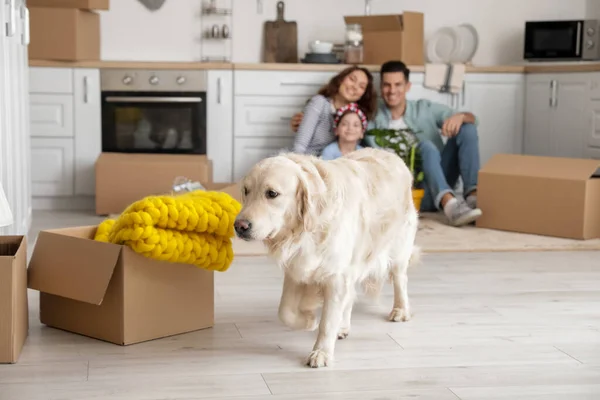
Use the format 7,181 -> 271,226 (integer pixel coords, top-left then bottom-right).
365,128 -> 425,211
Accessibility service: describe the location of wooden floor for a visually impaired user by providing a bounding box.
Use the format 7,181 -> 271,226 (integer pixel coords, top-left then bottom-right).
1,211 -> 600,399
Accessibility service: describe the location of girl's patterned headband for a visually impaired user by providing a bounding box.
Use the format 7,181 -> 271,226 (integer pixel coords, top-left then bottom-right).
333,103 -> 368,132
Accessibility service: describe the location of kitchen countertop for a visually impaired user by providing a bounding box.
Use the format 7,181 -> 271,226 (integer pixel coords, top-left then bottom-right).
27,59 -> 600,74
28,60 -> 234,70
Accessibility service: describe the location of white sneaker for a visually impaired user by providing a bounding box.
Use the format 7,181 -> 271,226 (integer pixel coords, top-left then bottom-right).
444,197 -> 482,227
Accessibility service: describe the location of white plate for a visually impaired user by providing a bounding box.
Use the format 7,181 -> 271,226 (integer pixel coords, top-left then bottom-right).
452,24 -> 479,63
426,27 -> 460,63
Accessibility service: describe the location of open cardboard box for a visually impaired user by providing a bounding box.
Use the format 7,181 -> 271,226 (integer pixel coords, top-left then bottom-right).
343,12 -> 425,66
0,236 -> 28,364
476,154 -> 600,240
27,226 -> 214,345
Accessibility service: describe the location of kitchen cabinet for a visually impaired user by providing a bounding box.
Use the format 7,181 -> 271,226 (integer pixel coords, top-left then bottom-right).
458,73 -> 525,166
524,73 -> 591,159
30,138 -> 74,197
0,0 -> 32,236
233,137 -> 294,181
73,68 -> 101,195
207,70 -> 234,183
28,67 -> 101,200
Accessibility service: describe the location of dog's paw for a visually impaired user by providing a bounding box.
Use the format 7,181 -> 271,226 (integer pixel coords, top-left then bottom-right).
306,349 -> 332,368
388,307 -> 411,322
337,327 -> 350,340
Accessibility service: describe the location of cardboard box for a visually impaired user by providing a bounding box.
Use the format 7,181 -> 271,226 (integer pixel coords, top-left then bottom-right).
476,154 -> 600,240
95,153 -> 214,215
204,182 -> 242,203
28,7 -> 100,61
27,226 -> 214,345
0,236 -> 28,364
344,12 -> 424,66
27,0 -> 109,10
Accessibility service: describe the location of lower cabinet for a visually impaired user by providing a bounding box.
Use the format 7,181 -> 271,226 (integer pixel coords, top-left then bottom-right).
31,138 -> 74,197
233,137 -> 295,181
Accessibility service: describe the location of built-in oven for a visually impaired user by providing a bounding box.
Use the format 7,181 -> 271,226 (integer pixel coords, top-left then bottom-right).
100,69 -> 207,154
524,19 -> 600,61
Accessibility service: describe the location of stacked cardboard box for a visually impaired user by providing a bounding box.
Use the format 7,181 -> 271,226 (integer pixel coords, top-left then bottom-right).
28,0 -> 109,61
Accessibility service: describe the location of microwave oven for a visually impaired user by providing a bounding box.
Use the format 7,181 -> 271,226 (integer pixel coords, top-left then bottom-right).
524,19 -> 600,61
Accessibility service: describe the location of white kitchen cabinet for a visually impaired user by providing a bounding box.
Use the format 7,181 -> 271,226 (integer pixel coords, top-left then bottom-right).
233,137 -> 294,181
28,66 -> 101,198
30,138 -> 74,197
459,73 -> 525,166
234,96 -> 307,138
73,68 -> 101,195
29,94 -> 74,137
235,70 -> 332,97
524,73 -> 591,159
207,69 -> 234,183
0,0 -> 31,236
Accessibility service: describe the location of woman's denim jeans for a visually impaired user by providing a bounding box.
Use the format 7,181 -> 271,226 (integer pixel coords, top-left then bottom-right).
418,123 -> 480,212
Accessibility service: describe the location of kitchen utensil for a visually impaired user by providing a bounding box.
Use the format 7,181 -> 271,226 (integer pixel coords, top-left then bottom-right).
262,1 -> 298,63
212,24 -> 220,38
222,24 -> 230,38
137,0 -> 166,11
309,40 -> 333,54
426,26 -> 460,63
301,52 -> 340,64
453,24 -> 479,63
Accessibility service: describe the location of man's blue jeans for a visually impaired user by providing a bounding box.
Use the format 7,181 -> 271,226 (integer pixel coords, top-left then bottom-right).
418,123 -> 480,212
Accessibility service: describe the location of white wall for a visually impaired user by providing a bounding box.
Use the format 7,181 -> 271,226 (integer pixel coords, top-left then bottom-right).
100,0 -> 589,66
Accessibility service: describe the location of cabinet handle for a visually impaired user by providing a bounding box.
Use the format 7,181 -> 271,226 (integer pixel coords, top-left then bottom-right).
462,82 -> 466,107
20,5 -> 29,45
83,76 -> 89,103
6,0 -> 16,37
217,77 -> 222,104
551,79 -> 558,108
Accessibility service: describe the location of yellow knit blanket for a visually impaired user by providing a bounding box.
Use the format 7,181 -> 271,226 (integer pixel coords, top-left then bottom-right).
94,190 -> 241,272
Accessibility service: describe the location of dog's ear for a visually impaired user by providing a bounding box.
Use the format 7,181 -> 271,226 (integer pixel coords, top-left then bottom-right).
295,164 -> 325,232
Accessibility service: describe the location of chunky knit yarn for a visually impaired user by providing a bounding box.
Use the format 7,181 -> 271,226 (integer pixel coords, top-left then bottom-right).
95,190 -> 241,272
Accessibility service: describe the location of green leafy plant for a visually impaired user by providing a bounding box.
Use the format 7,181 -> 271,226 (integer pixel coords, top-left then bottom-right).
365,128 -> 425,188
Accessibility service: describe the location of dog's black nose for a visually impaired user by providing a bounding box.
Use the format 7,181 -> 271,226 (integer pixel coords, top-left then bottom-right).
234,219 -> 252,236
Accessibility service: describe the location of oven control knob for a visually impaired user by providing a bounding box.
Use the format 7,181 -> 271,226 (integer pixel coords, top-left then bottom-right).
587,40 -> 595,49
588,28 -> 596,36
122,75 -> 133,85
176,76 -> 186,85
149,76 -> 159,85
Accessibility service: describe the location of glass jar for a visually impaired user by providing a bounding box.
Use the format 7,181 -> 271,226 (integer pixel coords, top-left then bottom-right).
344,23 -> 363,64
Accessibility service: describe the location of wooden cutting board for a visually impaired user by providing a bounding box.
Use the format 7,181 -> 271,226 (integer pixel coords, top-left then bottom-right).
263,1 -> 298,63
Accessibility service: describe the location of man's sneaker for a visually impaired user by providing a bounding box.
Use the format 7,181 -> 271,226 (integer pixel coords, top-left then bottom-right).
466,195 -> 477,209
443,197 -> 482,227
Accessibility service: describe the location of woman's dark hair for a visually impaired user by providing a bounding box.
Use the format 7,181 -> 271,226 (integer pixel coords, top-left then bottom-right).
317,66 -> 377,120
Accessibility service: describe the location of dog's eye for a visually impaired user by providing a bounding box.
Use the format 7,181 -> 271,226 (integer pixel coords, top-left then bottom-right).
266,190 -> 279,199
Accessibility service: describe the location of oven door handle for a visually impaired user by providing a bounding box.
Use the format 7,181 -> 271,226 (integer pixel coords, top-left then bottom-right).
104,96 -> 203,103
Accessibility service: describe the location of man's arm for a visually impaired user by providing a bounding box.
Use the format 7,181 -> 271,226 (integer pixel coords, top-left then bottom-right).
428,100 -> 478,137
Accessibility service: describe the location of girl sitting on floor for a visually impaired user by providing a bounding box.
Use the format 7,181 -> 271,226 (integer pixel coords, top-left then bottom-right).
321,103 -> 368,160
292,66 -> 376,156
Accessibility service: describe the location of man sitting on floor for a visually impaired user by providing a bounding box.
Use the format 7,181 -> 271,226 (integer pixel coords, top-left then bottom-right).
290,60 -> 483,227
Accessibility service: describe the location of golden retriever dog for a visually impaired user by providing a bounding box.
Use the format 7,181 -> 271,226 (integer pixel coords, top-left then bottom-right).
234,147 -> 421,368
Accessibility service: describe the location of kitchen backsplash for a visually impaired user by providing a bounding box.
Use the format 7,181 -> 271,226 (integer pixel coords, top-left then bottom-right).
99,0 -> 590,65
